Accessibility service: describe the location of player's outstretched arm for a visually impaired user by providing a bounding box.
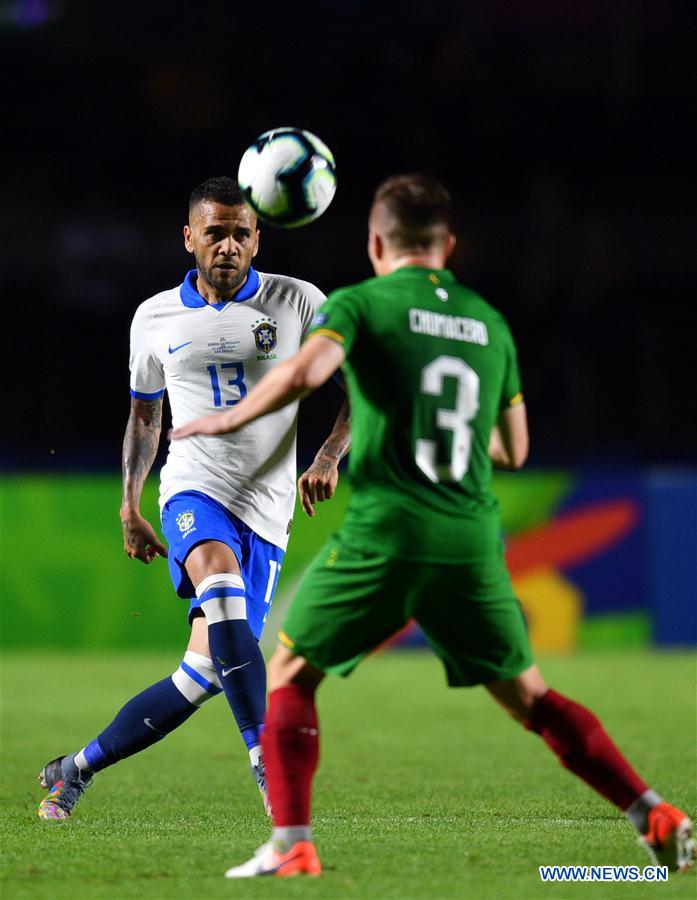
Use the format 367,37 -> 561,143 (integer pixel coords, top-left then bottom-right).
120,397 -> 168,563
489,403 -> 529,470
298,397 -> 351,517
173,336 -> 346,440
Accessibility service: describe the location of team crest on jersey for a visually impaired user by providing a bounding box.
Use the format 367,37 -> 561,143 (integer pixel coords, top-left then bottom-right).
176,510 -> 196,536
252,318 -> 278,353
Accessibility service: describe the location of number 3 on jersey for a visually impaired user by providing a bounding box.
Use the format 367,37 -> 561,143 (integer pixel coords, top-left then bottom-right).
415,356 -> 480,483
207,362 -> 247,407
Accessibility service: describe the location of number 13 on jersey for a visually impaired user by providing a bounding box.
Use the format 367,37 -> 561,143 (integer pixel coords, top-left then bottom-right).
415,355 -> 480,483
207,362 -> 247,407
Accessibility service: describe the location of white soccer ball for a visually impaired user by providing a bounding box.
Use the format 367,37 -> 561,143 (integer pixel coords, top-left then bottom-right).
237,127 -> 337,228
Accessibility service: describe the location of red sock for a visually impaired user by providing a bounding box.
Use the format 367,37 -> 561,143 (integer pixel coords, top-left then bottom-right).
526,689 -> 647,810
262,684 -> 319,826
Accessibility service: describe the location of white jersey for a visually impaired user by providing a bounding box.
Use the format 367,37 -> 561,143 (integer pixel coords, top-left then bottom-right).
129,267 -> 325,550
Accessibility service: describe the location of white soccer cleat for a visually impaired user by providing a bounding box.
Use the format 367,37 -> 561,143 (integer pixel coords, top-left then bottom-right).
224,840 -> 321,878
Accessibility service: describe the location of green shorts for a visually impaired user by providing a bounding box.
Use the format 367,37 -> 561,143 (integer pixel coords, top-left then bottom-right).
280,533 -> 534,687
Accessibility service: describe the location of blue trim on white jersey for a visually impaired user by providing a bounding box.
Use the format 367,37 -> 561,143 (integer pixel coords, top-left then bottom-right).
179,268 -> 260,311
230,267 -> 261,301
130,387 -> 166,400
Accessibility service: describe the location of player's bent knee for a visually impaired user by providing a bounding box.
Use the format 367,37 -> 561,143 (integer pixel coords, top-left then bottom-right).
185,540 -> 241,588
172,650 -> 223,705
486,664 -> 548,723
268,646 -> 323,693
267,647 -> 298,691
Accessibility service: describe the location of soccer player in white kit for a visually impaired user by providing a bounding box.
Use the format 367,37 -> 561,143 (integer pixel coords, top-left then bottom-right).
37,177 -> 350,821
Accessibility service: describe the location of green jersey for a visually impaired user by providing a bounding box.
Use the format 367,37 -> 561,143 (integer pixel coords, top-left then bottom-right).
311,267 -> 523,562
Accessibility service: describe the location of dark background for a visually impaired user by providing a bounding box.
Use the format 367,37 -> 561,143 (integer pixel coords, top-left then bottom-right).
2,0 -> 695,469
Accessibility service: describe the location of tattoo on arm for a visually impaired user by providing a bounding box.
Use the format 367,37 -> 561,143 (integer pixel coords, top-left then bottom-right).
316,398 -> 351,462
121,398 -> 163,511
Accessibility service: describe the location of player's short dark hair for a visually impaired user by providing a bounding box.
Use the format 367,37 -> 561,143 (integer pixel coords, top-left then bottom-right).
188,176 -> 246,213
373,174 -> 453,250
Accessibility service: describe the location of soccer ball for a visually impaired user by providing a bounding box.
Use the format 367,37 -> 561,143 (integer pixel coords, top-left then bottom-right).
237,127 -> 336,228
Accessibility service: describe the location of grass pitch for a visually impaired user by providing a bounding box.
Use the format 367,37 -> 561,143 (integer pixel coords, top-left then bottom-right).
1,650 -> 695,899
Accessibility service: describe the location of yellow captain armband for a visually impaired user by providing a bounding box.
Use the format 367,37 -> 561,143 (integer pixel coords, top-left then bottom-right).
312,328 -> 345,345
509,392 -> 524,407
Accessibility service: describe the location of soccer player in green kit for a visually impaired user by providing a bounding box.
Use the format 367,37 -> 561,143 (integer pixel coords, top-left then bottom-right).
174,174 -> 694,879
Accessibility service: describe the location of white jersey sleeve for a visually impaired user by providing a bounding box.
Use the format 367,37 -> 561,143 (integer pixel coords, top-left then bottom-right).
129,296 -> 166,400
289,278 -> 327,339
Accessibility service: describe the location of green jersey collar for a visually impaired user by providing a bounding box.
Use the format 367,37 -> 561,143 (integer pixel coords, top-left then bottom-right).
387,266 -> 456,285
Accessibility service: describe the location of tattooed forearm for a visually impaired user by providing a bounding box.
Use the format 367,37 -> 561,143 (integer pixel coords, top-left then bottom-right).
121,398 -> 163,511
315,398 -> 351,462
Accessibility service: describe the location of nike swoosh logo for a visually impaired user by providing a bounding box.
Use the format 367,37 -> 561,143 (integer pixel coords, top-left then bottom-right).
143,717 -> 166,736
265,851 -> 303,876
221,661 -> 252,677
168,341 -> 193,354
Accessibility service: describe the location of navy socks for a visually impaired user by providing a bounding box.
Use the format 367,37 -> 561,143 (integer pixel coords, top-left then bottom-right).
75,651 -> 222,773
81,677 -> 197,772
72,572 -> 267,776
197,573 -> 266,740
